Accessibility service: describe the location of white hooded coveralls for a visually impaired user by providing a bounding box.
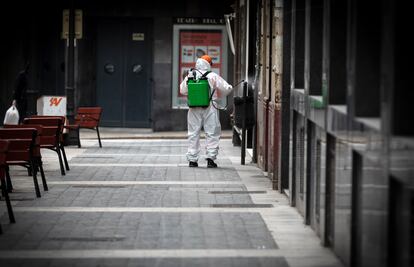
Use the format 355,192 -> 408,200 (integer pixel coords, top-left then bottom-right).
180,58 -> 233,162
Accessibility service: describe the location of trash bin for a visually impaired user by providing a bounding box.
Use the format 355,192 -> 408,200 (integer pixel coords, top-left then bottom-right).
36,96 -> 67,116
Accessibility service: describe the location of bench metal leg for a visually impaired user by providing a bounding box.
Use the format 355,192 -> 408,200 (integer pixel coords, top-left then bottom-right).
60,145 -> 70,171
30,161 -> 41,198
77,127 -> 81,148
55,148 -> 66,176
5,167 -> 13,192
96,127 -> 102,148
38,160 -> 48,191
1,176 -> 15,223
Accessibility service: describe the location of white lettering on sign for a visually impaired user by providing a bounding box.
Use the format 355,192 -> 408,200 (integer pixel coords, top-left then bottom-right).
202,18 -> 220,24
132,33 -> 145,41
177,18 -> 197,24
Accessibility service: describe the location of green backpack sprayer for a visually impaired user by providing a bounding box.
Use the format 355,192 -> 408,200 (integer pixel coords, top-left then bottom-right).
187,69 -> 212,108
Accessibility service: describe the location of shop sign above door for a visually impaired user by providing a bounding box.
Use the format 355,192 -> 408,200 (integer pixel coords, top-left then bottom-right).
174,17 -> 225,25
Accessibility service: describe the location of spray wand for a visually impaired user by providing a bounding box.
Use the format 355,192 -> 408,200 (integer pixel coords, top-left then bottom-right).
211,79 -> 246,111
233,80 -> 245,87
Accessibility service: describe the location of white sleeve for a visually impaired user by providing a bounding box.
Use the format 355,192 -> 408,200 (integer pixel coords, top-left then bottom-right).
209,73 -> 233,97
179,77 -> 188,96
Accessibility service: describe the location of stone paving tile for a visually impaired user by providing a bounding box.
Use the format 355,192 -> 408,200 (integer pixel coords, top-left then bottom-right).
44,165 -> 240,182
0,213 -> 276,251
69,154 -> 233,165
84,143 -> 188,156
70,154 -> 233,162
0,257 -> 289,267
12,185 -> 252,208
71,140 -> 231,163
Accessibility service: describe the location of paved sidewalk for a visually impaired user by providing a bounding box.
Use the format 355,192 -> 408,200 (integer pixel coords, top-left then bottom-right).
77,128 -> 233,139
0,137 -> 344,267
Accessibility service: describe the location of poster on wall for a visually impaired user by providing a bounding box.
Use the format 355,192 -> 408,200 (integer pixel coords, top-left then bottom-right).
172,24 -> 228,109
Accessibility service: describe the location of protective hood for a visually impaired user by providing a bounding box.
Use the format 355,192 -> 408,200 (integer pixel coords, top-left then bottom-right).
195,58 -> 211,72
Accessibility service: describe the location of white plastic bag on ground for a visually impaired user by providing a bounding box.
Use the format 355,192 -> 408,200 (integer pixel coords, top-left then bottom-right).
3,102 -> 19,125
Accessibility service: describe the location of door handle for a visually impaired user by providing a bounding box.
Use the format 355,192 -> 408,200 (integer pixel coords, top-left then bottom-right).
133,64 -> 143,74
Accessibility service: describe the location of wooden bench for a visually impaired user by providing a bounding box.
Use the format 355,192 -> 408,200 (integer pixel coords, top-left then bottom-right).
0,128 -> 43,198
28,116 -> 70,174
24,117 -> 68,176
4,124 -> 48,189
66,107 -> 103,148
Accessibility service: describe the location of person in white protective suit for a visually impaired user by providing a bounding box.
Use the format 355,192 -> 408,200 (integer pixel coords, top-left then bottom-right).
180,55 -> 233,168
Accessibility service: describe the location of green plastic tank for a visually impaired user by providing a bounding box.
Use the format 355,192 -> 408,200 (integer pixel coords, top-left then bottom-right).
187,78 -> 211,107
